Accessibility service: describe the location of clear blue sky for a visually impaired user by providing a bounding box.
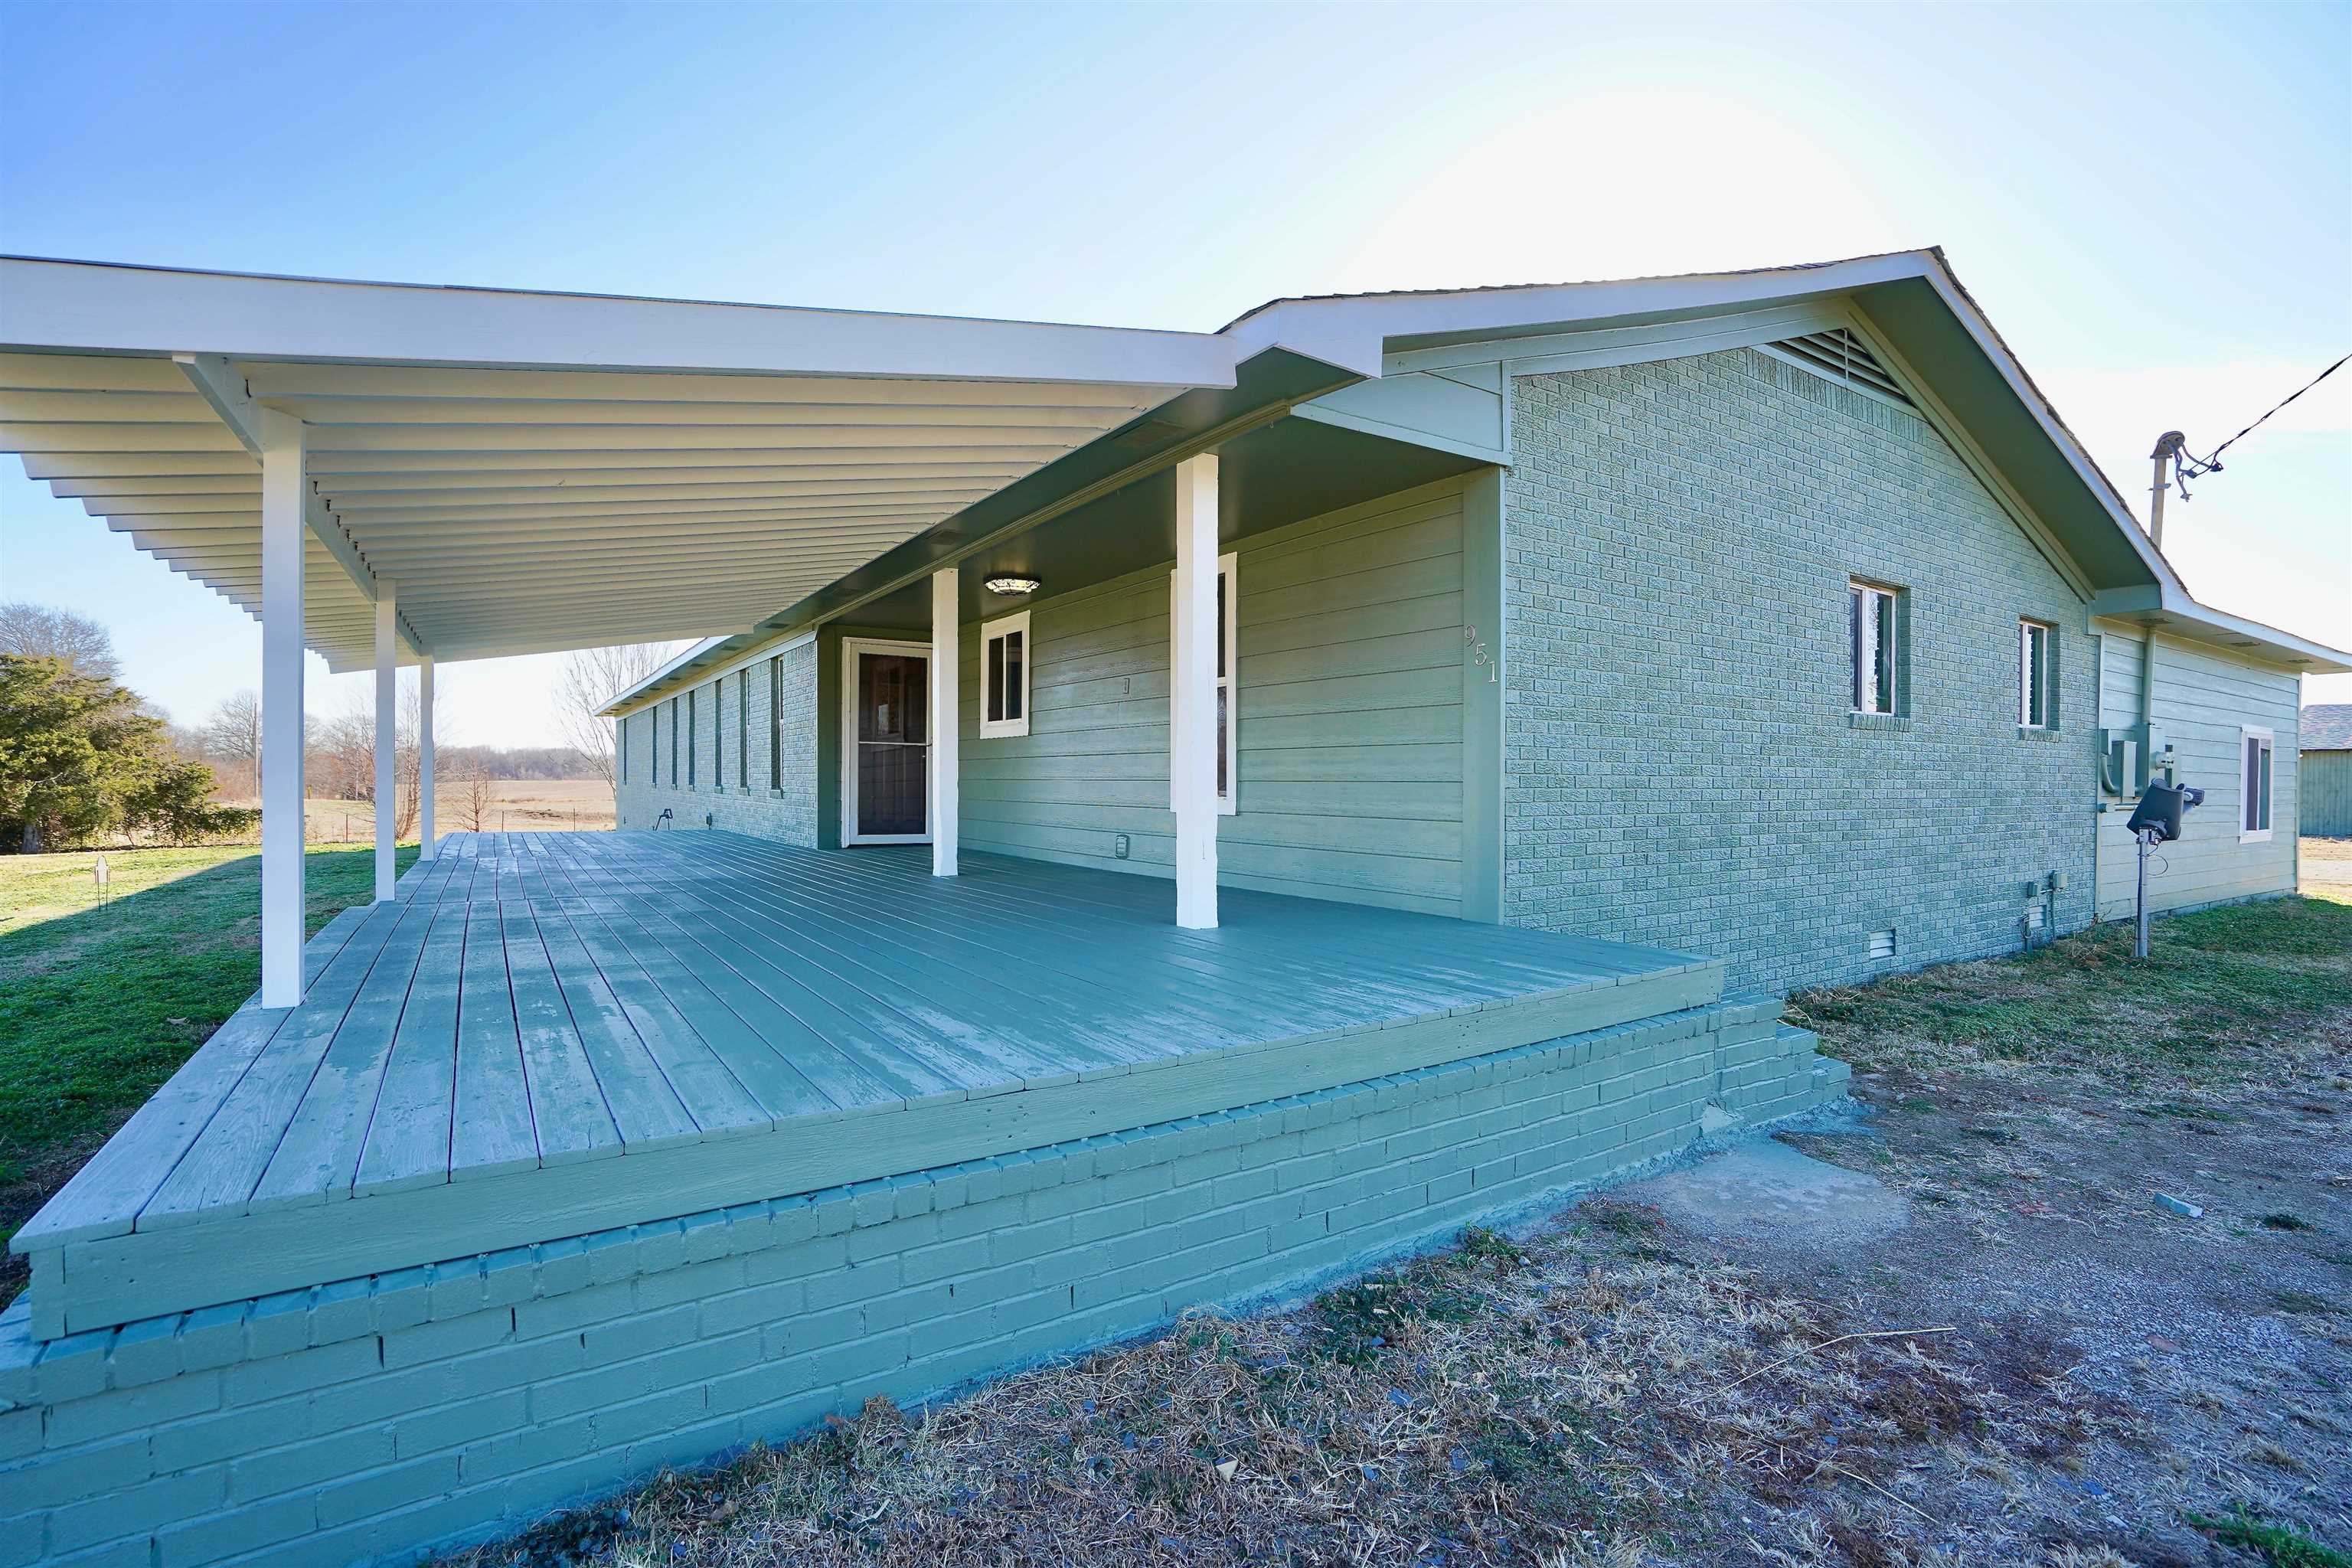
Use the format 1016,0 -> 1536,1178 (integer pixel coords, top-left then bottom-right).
3,0 -> 2347,744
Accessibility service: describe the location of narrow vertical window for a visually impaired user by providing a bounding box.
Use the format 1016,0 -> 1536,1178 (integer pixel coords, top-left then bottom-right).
737,669 -> 749,789
619,711 -> 629,785
710,684 -> 721,790
768,655 -> 782,789
1848,580 -> 1901,715
2017,619 -> 2054,729
2241,727 -> 2275,841
981,610 -> 1031,739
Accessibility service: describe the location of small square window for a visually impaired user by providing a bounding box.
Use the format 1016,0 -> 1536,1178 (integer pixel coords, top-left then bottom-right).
1848,580 -> 1904,715
2017,619 -> 2056,730
2240,727 -> 2274,841
981,611 -> 1031,739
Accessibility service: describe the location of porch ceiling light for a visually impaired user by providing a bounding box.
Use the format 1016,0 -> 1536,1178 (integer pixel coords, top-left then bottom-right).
985,575 -> 1042,596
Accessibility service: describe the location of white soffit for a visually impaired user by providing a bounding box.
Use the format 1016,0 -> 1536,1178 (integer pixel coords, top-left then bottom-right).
0,259 -> 1235,670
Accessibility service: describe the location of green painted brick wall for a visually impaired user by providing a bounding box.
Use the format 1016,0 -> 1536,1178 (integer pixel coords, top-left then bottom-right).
2,1001 -> 1844,1568
618,639 -> 818,844
1501,346 -> 2100,991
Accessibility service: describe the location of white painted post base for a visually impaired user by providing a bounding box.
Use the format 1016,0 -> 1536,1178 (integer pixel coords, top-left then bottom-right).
1171,454 -> 1220,929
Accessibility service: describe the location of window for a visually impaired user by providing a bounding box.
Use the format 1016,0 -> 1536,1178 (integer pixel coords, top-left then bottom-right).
711,683 -> 722,789
981,610 -> 1031,739
668,697 -> 678,785
737,669 -> 750,789
2017,619 -> 2055,729
1848,580 -> 1902,715
768,655 -> 782,790
1168,553 -> 1239,814
619,712 -> 629,785
2241,726 -> 2275,841
687,692 -> 697,787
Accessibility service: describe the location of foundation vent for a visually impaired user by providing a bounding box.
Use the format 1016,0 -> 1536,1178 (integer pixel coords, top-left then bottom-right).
1770,328 -> 1916,409
1865,927 -> 1898,961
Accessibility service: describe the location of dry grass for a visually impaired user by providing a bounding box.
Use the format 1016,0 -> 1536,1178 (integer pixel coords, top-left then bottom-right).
452,1209 -> 2125,1568
214,780 -> 616,841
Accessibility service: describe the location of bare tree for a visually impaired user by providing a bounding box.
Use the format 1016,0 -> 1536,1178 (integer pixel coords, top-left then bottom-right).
201,690 -> 263,798
456,761 -> 497,834
0,601 -> 121,682
557,642 -> 688,789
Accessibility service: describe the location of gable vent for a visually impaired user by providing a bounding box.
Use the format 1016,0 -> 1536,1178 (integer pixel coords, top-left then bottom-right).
1865,927 -> 1898,961
1770,328 -> 1916,410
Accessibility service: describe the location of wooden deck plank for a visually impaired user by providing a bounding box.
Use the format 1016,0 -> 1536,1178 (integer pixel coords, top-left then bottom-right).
530,884 -> 773,1139
517,893 -> 706,1153
449,900 -> 541,1181
499,900 -> 626,1168
351,901 -> 471,1196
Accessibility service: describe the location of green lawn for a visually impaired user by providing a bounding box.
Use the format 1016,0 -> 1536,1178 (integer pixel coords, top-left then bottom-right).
0,842 -> 416,1276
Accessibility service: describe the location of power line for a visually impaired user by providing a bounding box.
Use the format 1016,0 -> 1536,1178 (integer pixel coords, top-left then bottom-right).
2177,351 -> 2350,486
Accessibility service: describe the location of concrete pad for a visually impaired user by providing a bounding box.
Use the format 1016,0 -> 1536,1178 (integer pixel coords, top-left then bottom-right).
1628,1137 -> 1909,1250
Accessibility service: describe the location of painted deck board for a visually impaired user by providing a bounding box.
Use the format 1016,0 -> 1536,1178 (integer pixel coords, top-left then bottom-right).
17,829 -> 1727,1335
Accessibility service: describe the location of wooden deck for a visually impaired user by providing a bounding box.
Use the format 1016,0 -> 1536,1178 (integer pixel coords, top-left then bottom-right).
16,831 -> 1723,1336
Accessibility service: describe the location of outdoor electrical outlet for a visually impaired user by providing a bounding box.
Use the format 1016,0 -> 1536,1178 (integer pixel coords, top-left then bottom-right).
1114,833 -> 1131,859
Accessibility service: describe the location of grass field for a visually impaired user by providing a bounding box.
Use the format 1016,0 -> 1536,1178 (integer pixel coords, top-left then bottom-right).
224,779 -> 617,842
0,841 -> 416,1292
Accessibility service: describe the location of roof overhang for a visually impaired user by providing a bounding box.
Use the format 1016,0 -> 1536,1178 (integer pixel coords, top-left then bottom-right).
0,257 -> 1239,670
2088,584 -> 2352,674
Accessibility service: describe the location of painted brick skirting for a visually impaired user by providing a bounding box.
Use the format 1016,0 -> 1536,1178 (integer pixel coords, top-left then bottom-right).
1,998 -> 1846,1568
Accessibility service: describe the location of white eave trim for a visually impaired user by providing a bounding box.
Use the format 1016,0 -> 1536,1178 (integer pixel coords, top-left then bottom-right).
2089,585 -> 2352,674
0,256 -> 1239,388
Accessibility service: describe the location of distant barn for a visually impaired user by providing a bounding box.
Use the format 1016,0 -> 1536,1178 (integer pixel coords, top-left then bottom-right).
2306,704 -> 2352,836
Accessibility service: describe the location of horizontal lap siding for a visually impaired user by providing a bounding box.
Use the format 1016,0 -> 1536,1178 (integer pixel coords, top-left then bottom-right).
961,479 -> 1469,916
2093,630 -> 2303,916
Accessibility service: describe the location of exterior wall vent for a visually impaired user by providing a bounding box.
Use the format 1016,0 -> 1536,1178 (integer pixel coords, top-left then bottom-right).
1865,927 -> 1898,961
1769,328 -> 1916,410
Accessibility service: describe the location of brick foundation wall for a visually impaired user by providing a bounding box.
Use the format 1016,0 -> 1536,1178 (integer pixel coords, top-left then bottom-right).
1503,347 -> 2099,993
617,640 -> 818,844
2,1001 -> 1844,1568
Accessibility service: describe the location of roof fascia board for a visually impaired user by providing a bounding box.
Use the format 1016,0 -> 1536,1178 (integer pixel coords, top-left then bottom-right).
1903,260 -> 2182,598
0,256 -> 1237,388
599,627 -> 821,717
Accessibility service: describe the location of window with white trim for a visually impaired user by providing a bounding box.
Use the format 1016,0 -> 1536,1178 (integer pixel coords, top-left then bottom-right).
2017,619 -> 2055,729
981,610 -> 1031,739
2240,726 -> 2274,841
1848,580 -> 1903,715
1168,553 -> 1238,814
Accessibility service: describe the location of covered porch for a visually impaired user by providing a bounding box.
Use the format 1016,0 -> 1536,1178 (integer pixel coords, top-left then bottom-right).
16,829 -> 1724,1338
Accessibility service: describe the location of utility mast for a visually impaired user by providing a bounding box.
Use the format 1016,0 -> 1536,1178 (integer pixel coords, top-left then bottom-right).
2148,430 -> 2186,551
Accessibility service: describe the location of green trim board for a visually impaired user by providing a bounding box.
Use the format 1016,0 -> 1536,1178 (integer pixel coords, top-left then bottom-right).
17,829 -> 1720,1338
1459,467 -> 1505,923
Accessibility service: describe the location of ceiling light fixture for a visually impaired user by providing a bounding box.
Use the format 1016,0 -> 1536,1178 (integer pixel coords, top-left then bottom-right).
984,575 -> 1041,596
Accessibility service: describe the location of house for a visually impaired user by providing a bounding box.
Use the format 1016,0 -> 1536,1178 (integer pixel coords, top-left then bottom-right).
2302,704 -> 2352,837
0,249 -> 2343,1568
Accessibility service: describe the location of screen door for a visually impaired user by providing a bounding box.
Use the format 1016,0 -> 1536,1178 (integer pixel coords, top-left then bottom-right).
843,642 -> 929,843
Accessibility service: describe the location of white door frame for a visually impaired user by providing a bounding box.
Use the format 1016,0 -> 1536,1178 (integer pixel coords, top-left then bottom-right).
840,636 -> 933,845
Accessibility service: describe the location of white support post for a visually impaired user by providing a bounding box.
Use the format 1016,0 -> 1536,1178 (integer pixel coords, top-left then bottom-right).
260,410 -> 308,1008
417,657 -> 436,860
929,567 -> 959,877
374,583 -> 399,902
1171,453 -> 1220,929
